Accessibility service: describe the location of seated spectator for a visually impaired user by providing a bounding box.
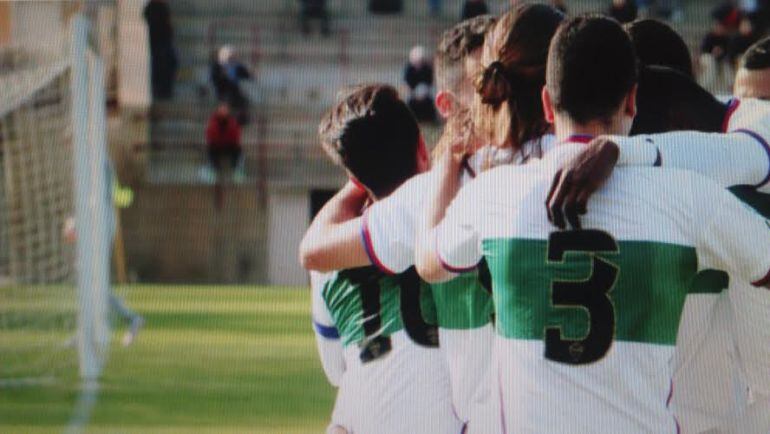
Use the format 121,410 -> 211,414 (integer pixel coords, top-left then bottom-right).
299,0 -> 330,36
702,17 -> 731,63
210,45 -> 252,123
700,15 -> 733,90
608,0 -> 638,24
404,45 -> 433,91
461,0 -> 489,20
408,83 -> 438,123
729,15 -> 760,64
205,104 -> 243,181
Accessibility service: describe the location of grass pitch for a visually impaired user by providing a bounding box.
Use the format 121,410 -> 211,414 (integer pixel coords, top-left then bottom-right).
0,285 -> 335,433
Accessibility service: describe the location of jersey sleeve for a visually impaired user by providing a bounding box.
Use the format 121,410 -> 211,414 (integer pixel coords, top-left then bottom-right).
310,272 -> 345,387
434,182 -> 483,272
361,178 -> 424,275
689,176 -> 770,287
613,131 -> 770,191
728,282 -> 770,398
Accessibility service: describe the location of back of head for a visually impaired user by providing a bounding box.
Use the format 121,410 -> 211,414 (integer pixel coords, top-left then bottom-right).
546,15 -> 638,125
319,84 -> 421,198
740,36 -> 770,70
735,36 -> 770,99
632,65 -> 725,134
473,3 -> 565,149
434,15 -> 497,94
625,19 -> 693,78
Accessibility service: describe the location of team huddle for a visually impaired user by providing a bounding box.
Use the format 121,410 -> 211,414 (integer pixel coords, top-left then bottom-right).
299,4 -> 770,434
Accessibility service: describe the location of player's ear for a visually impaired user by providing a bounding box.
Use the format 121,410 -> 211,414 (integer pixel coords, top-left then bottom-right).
435,91 -> 455,118
625,84 -> 638,118
542,86 -> 555,124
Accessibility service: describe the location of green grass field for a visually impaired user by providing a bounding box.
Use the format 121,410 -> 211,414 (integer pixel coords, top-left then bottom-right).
0,285 -> 335,433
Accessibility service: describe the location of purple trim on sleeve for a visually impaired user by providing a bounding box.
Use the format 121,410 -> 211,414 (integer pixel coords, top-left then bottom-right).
435,232 -> 478,273
722,98 -> 741,133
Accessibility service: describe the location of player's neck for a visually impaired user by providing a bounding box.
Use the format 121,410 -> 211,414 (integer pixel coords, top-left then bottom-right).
554,117 -> 628,143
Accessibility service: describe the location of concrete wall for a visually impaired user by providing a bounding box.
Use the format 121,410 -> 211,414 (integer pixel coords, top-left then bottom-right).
267,189 -> 309,286
120,184 -> 310,285
117,0 -> 150,109
121,184 -> 269,284
9,1 -> 66,53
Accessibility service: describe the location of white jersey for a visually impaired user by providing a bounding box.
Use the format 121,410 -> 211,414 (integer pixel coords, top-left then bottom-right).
363,136 -> 554,427
612,97 -> 770,431
435,141 -> 770,434
310,270 -> 461,434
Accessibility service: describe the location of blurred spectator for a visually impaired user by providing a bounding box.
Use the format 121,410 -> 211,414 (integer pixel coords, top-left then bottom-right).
210,45 -> 252,124
700,13 -> 733,90
729,15 -> 761,64
429,0 -> 442,16
299,0 -> 330,36
734,36 -> 770,98
408,83 -> 438,123
205,104 -> 243,179
369,0 -> 403,14
702,16 -> 732,62
713,1 -> 742,30
650,0 -> 685,22
608,0 -> 638,24
143,0 -> 178,100
404,46 -> 434,91
461,0 -> 489,20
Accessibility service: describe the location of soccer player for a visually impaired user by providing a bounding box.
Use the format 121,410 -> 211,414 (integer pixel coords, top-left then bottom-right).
301,6 -> 564,430
543,65 -> 770,432
415,15 -> 770,433
307,84 -> 461,434
734,36 -> 770,99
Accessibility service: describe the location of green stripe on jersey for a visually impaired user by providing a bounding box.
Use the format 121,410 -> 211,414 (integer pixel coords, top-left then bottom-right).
322,266 -> 438,348
430,269 -> 493,330
482,239 -> 726,345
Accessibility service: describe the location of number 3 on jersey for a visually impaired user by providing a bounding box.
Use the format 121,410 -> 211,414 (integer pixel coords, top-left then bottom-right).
545,230 -> 619,365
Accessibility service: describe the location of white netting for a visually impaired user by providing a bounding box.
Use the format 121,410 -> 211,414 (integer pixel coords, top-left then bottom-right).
0,62 -> 80,385
0,15 -> 111,386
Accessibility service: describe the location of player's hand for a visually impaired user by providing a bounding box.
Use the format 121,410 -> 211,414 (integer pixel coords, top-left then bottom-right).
546,137 -> 620,229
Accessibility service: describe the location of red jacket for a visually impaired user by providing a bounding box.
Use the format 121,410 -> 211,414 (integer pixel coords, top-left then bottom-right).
206,114 -> 241,149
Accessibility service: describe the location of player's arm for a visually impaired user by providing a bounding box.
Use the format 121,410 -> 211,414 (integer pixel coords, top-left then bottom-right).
547,131 -> 770,228
310,272 -> 345,386
415,152 -> 479,283
299,182 -> 370,272
611,131 -> 770,189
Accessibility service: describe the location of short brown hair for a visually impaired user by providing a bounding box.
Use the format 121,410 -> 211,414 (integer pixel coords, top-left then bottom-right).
547,15 -> 638,125
319,84 -> 421,198
434,15 -> 497,94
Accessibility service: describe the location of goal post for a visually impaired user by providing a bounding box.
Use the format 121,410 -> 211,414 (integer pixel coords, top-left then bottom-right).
0,13 -> 111,386
72,13 -> 111,381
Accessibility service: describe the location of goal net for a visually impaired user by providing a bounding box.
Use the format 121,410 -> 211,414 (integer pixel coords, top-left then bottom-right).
0,14 -> 111,387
